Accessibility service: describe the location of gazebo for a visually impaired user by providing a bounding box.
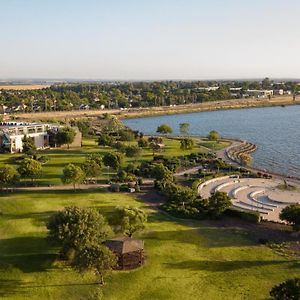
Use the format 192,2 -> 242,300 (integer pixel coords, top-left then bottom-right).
105,237 -> 145,270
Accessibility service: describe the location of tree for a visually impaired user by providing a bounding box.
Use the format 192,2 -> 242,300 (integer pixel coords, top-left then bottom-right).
262,77 -> 272,90
110,206 -> 147,237
103,152 -> 123,170
118,129 -> 135,141
137,138 -> 148,148
61,164 -> 85,190
179,123 -> 190,136
207,192 -> 231,218
124,145 -> 141,157
149,142 -> 162,156
270,278 -> 300,300
81,159 -> 101,179
180,138 -> 194,150
157,124 -> 173,134
280,204 -> 300,231
151,163 -> 173,181
86,152 -> 102,167
47,206 -> 113,256
0,166 -> 19,190
97,134 -> 115,147
207,130 -> 220,141
56,127 -> 76,149
72,244 -> 116,285
22,135 -> 36,155
17,158 -> 42,182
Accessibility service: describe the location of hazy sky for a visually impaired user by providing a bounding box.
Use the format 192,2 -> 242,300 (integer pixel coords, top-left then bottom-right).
1,0 -> 300,80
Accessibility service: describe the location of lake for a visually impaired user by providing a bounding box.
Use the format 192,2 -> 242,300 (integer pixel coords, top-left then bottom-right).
123,105 -> 300,177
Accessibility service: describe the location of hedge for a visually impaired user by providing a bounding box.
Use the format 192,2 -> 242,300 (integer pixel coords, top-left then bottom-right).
225,207 -> 260,223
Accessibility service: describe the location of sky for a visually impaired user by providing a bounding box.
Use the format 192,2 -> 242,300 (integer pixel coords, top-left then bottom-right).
1,0 -> 300,80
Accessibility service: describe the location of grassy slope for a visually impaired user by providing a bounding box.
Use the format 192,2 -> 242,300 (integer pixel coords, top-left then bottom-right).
0,190 -> 299,300
0,137 -> 209,186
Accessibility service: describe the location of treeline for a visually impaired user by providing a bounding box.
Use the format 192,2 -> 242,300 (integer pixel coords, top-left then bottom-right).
1,79 -> 298,113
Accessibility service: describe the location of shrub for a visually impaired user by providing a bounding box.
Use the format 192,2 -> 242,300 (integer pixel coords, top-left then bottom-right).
270,278 -> 300,299
225,208 -> 260,223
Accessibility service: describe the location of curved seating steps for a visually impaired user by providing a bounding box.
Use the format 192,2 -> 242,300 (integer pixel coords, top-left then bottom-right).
197,176 -> 230,192
232,202 -> 268,215
214,180 -> 244,193
249,191 -> 278,209
233,199 -> 273,212
267,195 -> 296,205
231,185 -> 251,198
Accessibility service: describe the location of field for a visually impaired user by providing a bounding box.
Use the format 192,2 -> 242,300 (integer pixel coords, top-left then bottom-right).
0,190 -> 299,299
0,85 -> 50,90
0,137 -> 208,186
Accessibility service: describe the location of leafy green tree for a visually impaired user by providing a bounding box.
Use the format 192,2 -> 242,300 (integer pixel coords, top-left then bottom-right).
179,123 -> 190,136
125,145 -> 141,157
81,159 -> 101,179
180,138 -> 194,150
56,127 -> 76,149
97,134 -> 115,147
270,278 -> 300,300
157,124 -> 173,134
118,129 -> 135,141
61,164 -> 85,190
0,166 -> 19,189
72,244 -> 116,285
110,206 -> 147,237
103,152 -> 123,170
280,204 -> 300,231
17,158 -> 42,182
86,152 -> 102,167
151,163 -> 173,181
22,135 -> 36,155
137,138 -> 148,148
207,130 -> 220,141
47,206 -> 113,256
208,192 -> 231,218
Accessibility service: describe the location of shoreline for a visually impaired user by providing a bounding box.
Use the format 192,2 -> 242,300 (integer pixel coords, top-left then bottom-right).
217,138 -> 300,184
6,95 -> 300,121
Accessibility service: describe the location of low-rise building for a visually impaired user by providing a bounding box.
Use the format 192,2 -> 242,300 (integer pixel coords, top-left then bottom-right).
0,122 -> 81,153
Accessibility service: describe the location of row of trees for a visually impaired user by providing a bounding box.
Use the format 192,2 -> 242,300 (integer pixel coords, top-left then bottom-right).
2,79 -> 299,113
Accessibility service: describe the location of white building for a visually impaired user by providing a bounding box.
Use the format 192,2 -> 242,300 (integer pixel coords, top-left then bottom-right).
246,89 -> 273,98
0,122 -> 57,153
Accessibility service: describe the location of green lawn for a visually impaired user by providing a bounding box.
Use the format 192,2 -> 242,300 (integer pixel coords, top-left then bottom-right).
0,137 -> 207,186
0,190 -> 299,299
199,140 -> 231,151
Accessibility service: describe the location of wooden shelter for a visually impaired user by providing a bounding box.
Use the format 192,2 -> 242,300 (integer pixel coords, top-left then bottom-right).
105,237 -> 144,270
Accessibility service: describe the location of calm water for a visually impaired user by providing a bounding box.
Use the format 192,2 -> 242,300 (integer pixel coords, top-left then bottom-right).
123,105 -> 300,177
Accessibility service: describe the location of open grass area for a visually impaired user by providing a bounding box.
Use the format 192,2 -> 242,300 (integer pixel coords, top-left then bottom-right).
198,140 -> 231,151
0,137 -> 208,186
0,190 -> 299,299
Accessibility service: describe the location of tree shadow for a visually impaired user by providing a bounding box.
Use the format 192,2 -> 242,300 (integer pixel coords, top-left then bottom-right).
0,236 -> 57,273
164,259 -> 293,272
0,279 -> 29,298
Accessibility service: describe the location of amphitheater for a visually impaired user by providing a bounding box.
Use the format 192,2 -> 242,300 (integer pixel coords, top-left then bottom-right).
198,176 -> 300,222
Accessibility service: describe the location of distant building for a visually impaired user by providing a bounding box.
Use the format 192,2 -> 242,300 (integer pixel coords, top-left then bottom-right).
0,122 -> 81,153
246,89 -> 273,98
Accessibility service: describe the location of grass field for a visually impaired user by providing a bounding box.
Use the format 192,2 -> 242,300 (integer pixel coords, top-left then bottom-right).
0,85 -> 50,90
0,190 -> 299,299
0,137 -> 209,186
